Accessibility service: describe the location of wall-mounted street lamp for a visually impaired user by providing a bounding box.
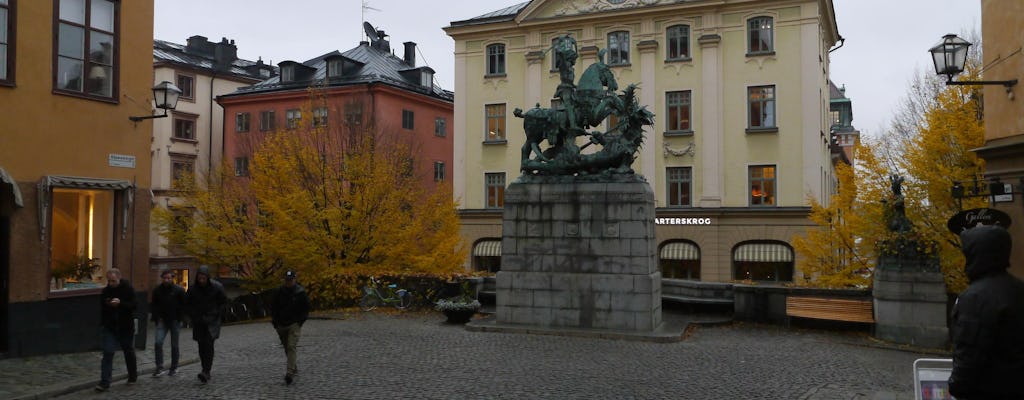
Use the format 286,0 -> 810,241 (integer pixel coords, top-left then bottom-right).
929,34 -> 1017,92
129,81 -> 182,122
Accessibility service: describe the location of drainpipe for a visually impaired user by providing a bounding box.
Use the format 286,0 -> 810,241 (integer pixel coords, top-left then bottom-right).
209,71 -> 217,176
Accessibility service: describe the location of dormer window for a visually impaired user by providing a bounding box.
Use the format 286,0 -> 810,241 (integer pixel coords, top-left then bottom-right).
421,70 -> 433,87
328,58 -> 343,78
281,65 -> 295,82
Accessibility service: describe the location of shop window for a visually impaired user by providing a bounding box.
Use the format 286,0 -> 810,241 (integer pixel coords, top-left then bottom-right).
473,239 -> 502,273
50,188 -> 114,291
732,241 -> 793,282
659,241 -> 700,280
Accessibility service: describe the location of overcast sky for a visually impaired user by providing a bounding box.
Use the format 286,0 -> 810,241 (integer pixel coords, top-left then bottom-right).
154,0 -> 981,137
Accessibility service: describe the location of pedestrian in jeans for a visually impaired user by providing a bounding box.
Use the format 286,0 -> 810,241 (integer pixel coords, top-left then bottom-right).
185,265 -> 227,384
271,270 -> 310,385
948,225 -> 1024,398
95,268 -> 138,392
150,268 -> 185,377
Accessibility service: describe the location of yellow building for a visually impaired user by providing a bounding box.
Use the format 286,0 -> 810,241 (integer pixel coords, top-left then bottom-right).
445,0 -> 840,283
978,0 -> 1024,277
0,0 -> 156,356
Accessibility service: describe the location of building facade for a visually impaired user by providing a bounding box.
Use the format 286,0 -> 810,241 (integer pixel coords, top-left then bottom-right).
149,36 -> 273,289
445,0 -> 841,283
978,0 -> 1024,277
217,30 -> 454,197
0,0 -> 156,356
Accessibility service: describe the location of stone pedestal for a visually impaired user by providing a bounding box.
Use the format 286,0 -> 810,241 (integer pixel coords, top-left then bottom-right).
873,255 -> 949,349
495,181 -> 662,332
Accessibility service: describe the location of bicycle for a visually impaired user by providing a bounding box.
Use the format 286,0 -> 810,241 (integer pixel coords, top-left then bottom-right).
359,277 -> 414,311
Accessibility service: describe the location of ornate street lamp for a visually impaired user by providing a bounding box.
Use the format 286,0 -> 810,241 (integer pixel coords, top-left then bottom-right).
129,81 -> 183,122
928,34 -> 1017,90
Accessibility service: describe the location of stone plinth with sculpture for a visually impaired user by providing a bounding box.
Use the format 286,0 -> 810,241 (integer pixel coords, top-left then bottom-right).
482,35 -> 667,337
872,175 -> 948,348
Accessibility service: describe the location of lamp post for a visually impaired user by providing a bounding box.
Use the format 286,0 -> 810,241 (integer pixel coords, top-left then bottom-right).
929,34 -> 1017,90
129,81 -> 182,122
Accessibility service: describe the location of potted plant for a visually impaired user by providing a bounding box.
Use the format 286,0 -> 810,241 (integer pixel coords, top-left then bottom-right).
435,280 -> 481,324
53,253 -> 101,289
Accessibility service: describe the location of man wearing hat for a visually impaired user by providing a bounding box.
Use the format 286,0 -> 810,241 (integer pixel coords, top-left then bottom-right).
271,270 -> 310,385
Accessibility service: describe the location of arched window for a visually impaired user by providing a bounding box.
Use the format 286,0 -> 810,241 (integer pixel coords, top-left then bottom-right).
732,241 -> 793,282
472,239 -> 502,272
747,16 -> 774,54
659,240 -> 701,280
486,43 -> 506,76
666,25 -> 690,60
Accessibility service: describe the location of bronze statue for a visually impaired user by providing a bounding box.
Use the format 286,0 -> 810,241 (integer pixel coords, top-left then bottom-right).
515,35 -> 651,179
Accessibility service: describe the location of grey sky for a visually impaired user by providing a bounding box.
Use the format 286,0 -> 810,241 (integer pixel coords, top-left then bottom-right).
154,0 -> 981,137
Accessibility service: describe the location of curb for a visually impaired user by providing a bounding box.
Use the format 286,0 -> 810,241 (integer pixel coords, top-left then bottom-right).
8,357 -> 200,400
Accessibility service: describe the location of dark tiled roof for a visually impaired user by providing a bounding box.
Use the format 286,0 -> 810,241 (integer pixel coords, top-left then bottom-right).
828,80 -> 847,100
449,1 -> 530,27
224,42 -> 453,102
153,40 -> 271,80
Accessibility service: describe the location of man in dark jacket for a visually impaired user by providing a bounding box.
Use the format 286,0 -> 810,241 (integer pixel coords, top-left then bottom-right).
185,265 -> 227,384
150,268 -> 185,377
272,270 -> 310,385
948,225 -> 1024,399
95,268 -> 138,392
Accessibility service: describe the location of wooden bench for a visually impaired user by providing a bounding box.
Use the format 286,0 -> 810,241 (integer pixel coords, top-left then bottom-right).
785,296 -> 874,324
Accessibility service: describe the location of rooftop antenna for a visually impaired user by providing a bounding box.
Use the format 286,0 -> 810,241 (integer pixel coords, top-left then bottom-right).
362,1 -> 381,41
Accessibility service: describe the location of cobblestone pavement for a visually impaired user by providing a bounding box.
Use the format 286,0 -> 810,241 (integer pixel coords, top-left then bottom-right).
7,310 -> 943,399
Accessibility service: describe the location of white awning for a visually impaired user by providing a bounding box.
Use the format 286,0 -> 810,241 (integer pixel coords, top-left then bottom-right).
660,242 -> 699,260
733,243 -> 793,262
0,167 -> 23,208
44,175 -> 133,190
472,240 -> 502,257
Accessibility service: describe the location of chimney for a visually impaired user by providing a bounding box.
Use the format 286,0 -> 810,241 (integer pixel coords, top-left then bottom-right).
403,42 -> 416,67
214,37 -> 238,72
186,35 -> 213,55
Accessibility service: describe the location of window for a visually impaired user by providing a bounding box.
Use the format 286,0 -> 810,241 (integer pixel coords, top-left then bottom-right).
235,112 -> 250,132
285,109 -> 301,129
327,58 -> 342,78
55,0 -> 117,98
485,173 -> 505,208
345,102 -> 362,126
173,117 -> 195,140
281,65 -> 294,82
0,0 -> 14,84
486,43 -> 505,76
170,155 -> 195,189
434,161 -> 445,181
259,110 -> 275,131
435,117 -> 446,137
660,241 -> 700,280
49,188 -> 114,291
176,73 -> 194,100
550,37 -> 559,71
666,167 -> 692,207
313,107 -> 328,128
666,91 -> 692,132
607,31 -> 630,65
485,104 -> 505,141
749,165 -> 776,206
666,25 -> 690,60
401,109 -> 414,130
733,241 -> 793,282
748,85 -> 776,129
747,16 -> 774,55
234,157 -> 249,177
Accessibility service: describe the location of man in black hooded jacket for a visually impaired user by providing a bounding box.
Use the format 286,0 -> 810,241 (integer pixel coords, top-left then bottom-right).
948,224 -> 1024,399
95,268 -> 137,391
272,270 -> 310,385
185,265 -> 227,384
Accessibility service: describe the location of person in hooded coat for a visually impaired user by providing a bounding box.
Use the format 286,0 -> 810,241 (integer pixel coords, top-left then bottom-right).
948,224 -> 1024,399
185,265 -> 227,383
271,270 -> 310,385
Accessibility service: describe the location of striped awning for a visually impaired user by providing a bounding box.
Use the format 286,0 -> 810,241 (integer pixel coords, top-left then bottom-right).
0,167 -> 23,208
660,242 -> 700,260
733,243 -> 793,262
473,240 -> 502,257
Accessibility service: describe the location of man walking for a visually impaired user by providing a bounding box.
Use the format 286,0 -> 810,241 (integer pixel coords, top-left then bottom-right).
271,270 -> 310,385
948,225 -> 1024,399
185,265 -> 227,384
96,268 -> 138,392
150,268 -> 185,377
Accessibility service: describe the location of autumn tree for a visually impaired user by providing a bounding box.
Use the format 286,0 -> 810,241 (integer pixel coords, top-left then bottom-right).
154,88 -> 466,305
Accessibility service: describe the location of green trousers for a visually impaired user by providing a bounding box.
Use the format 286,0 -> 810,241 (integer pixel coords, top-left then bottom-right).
275,323 -> 302,375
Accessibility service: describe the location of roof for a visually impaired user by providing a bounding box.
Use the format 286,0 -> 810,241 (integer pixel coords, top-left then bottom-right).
449,1 -> 530,27
153,40 -> 271,81
224,41 -> 453,102
828,80 -> 848,100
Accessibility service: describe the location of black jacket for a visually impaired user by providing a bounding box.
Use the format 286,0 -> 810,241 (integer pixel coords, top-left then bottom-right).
271,284 -> 310,328
949,225 -> 1024,399
185,271 -> 227,340
150,282 -> 186,325
100,279 -> 137,334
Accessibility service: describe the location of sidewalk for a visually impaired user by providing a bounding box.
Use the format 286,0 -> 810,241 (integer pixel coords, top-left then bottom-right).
0,327 -> 199,400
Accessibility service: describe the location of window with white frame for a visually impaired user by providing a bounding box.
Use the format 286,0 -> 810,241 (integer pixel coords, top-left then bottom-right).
607,31 -> 630,65
0,0 -> 12,84
234,157 -> 249,177
170,154 -> 195,189
666,25 -> 690,60
748,85 -> 776,129
285,109 -> 301,129
313,107 -> 328,128
486,43 -> 505,76
259,110 -> 275,131
434,161 -> 445,181
666,91 -> 692,132
55,0 -> 117,98
236,112 -> 250,132
435,117 -> 446,137
485,172 -> 505,208
747,16 -> 774,55
173,117 -> 195,140
485,104 -> 505,141
176,73 -> 194,100
327,58 -> 343,78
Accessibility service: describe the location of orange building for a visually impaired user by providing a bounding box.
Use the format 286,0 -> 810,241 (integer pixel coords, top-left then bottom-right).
218,28 -> 453,194
0,0 -> 157,356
